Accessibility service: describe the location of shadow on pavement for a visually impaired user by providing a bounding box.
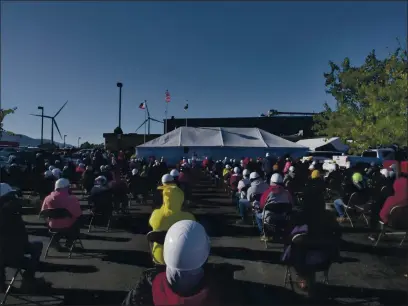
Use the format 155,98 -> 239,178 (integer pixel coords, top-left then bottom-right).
317,283 -> 408,305
197,215 -> 259,238
340,240 -> 408,258
26,227 -> 132,243
38,262 -> 98,274
80,249 -> 152,267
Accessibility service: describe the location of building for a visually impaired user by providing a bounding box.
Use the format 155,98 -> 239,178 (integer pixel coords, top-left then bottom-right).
164,115 -> 316,138
103,133 -> 161,152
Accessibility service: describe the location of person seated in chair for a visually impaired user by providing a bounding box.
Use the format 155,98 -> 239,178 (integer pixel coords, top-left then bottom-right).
333,172 -> 368,223
379,177 -> 408,224
41,178 -> 82,250
0,183 -> 49,292
282,204 -> 341,294
257,173 -> 293,240
123,220 -> 228,306
229,167 -> 243,194
149,176 -> 195,265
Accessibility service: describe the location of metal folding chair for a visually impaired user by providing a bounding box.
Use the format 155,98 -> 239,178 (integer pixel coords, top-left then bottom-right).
375,205 -> 408,247
39,208 -> 84,259
146,231 -> 167,265
341,192 -> 361,227
1,268 -> 22,305
262,202 -> 292,248
283,233 -> 330,294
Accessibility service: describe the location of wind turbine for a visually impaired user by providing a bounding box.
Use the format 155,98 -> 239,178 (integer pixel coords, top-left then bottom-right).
31,101 -> 68,145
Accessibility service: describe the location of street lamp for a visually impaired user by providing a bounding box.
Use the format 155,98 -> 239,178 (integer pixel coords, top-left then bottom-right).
37,106 -> 44,145
77,137 -> 81,148
63,135 -> 67,148
117,82 -> 123,129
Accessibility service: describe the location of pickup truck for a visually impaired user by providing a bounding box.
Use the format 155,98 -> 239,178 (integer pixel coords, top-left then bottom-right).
333,148 -> 396,169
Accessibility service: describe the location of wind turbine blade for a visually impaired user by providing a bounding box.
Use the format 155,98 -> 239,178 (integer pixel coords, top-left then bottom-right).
135,119 -> 148,132
30,114 -> 42,117
54,100 -> 68,117
53,119 -> 63,139
151,118 -> 164,124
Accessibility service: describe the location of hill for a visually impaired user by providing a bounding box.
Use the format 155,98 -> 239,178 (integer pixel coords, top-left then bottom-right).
0,131 -> 69,147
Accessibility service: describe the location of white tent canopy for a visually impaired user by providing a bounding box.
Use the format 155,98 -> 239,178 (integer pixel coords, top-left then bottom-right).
138,127 -> 307,148
136,127 -> 307,165
296,137 -> 349,152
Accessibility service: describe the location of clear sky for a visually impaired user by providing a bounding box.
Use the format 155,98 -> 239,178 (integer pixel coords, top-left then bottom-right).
1,1 -> 406,145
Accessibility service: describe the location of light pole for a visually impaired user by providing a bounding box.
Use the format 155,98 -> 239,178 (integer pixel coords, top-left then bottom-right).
117,82 -> 123,129
63,135 -> 67,148
77,137 -> 81,148
38,106 -> 44,145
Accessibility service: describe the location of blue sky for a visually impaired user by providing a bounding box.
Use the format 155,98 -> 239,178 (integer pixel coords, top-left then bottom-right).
1,1 -> 406,145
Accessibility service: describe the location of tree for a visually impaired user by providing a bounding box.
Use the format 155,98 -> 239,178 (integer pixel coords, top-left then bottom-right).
0,107 -> 17,138
114,126 -> 123,135
313,45 -> 408,153
80,142 -> 103,149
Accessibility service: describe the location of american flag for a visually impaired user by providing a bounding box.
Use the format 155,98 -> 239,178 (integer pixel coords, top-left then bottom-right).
165,90 -> 171,103
139,102 -> 146,110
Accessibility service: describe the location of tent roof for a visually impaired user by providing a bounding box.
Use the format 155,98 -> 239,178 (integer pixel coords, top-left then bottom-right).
296,137 -> 349,152
138,127 -> 307,148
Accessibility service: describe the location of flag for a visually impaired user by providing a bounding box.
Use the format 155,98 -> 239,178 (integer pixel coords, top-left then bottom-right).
184,103 -> 189,111
165,90 -> 171,103
139,102 -> 146,109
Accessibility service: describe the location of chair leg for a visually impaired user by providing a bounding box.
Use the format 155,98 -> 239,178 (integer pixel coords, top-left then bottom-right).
399,232 -> 407,247
344,209 -> 354,228
374,228 -> 385,246
44,234 -> 56,259
1,269 -> 21,305
68,241 -> 75,259
88,216 -> 94,233
106,218 -> 111,232
323,270 -> 329,285
283,267 -> 289,287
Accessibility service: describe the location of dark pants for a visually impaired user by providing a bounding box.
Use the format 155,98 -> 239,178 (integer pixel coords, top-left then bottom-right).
1,241 -> 43,282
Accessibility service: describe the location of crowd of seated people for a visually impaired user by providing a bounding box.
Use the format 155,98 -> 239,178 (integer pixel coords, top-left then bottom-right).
1,148 -> 407,303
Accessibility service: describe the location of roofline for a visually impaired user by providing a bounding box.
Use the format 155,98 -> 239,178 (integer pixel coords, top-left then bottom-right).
164,115 -> 316,121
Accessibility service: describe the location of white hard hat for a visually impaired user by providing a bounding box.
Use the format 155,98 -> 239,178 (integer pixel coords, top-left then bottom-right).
240,160 -> 244,164
289,166 -> 295,172
49,165 -> 55,171
266,153 -> 270,157
170,169 -> 180,177
44,170 -> 53,178
52,168 -> 62,178
0,183 -> 16,197
380,168 -> 389,178
271,173 -> 283,184
100,165 -> 105,171
312,161 -> 317,166
55,178 -> 70,190
309,165 -> 315,170
131,169 -> 138,176
162,174 -> 174,184
249,172 -> 260,180
233,167 -> 240,174
225,164 -> 231,169
95,176 -> 107,185
163,220 -> 210,271
243,169 -> 250,176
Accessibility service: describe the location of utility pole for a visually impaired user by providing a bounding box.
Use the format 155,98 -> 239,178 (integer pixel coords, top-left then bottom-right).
38,106 -> 44,145
117,82 -> 123,129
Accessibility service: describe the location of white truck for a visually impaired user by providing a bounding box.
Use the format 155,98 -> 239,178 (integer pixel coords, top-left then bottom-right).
332,148 -> 395,169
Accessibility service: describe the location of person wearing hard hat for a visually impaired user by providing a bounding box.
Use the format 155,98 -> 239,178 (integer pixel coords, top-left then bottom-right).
41,178 -> 82,249
229,167 -> 243,193
379,176 -> 408,225
170,169 -> 180,186
0,183 -> 50,292
333,172 -> 368,223
302,170 -> 326,212
237,172 -> 269,225
237,169 -> 251,195
123,220 -> 225,306
149,175 -> 195,265
257,173 -> 293,238
262,153 -> 273,182
283,157 -> 292,175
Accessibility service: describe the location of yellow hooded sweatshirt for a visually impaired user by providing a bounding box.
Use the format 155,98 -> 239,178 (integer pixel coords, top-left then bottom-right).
149,183 -> 195,264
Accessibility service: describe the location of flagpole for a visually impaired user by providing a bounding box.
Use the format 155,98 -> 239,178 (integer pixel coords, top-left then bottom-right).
165,102 -> 168,134
185,99 -> 188,127
144,100 -> 147,143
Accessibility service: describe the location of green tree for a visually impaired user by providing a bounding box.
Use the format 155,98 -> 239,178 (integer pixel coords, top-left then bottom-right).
114,126 -> 123,135
0,107 -> 17,137
313,46 -> 408,153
